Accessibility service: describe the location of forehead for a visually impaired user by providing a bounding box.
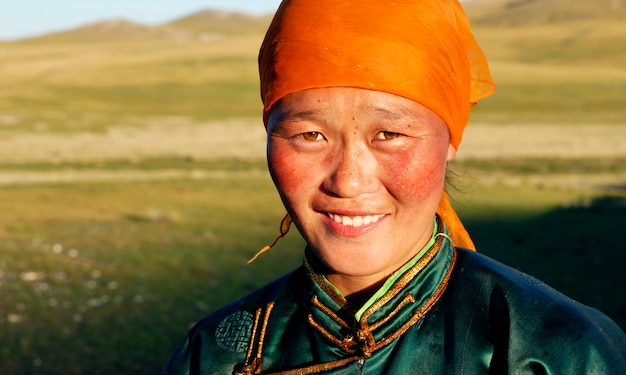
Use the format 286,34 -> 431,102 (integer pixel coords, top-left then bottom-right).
268,87 -> 447,128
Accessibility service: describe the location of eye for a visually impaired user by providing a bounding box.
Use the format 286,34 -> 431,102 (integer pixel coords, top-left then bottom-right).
299,131 -> 325,141
375,131 -> 401,141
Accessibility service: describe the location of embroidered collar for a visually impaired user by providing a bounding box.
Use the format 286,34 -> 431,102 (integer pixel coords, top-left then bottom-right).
302,216 -> 456,358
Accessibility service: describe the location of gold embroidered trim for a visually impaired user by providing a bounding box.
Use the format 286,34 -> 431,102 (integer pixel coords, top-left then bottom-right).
360,222 -> 445,321
372,248 -> 457,350
243,307 -> 263,366
235,302 -> 275,375
306,313 -> 356,353
355,322 -> 376,357
304,256 -> 349,308
257,302 -> 275,361
310,295 -> 351,329
370,292 -> 415,331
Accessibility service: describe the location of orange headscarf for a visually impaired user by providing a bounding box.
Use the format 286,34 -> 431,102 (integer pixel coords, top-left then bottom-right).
255,0 -> 495,256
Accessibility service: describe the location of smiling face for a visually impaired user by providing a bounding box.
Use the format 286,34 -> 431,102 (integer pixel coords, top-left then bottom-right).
267,87 -> 456,295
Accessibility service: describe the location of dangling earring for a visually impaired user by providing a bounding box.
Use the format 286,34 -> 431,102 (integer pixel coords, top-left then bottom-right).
247,213 -> 292,263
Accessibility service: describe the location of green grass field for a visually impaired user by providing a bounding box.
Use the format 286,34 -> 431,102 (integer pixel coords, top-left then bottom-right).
1,1 -> 625,373
0,175 -> 305,374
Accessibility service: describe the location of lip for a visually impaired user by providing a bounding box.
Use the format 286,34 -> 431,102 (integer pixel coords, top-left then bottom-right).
320,211 -> 388,238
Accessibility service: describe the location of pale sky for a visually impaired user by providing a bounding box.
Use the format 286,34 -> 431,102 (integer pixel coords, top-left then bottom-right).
0,0 -> 283,40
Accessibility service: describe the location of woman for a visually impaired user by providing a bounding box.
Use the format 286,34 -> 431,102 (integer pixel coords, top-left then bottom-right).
163,0 -> 626,373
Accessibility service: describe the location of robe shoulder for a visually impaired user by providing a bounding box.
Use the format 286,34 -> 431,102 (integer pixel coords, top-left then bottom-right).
443,248 -> 626,373
161,268 -> 304,375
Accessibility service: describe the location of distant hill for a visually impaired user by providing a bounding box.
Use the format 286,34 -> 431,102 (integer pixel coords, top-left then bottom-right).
29,19 -> 190,43
19,10 -> 272,43
463,0 -> 626,26
164,10 -> 273,35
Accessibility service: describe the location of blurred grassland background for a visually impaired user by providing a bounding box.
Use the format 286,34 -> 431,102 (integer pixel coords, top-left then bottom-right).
1,0 -> 625,373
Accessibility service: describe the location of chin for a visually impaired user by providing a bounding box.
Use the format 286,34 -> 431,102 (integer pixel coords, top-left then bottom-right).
317,248 -> 388,275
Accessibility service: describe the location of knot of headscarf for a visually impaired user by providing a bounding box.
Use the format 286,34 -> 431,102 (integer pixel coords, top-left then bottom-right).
255,0 -> 495,256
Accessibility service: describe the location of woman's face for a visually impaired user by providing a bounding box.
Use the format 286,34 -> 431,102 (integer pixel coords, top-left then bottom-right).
267,87 -> 455,289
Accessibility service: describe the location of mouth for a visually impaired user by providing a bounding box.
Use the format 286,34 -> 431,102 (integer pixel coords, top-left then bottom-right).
326,213 -> 385,227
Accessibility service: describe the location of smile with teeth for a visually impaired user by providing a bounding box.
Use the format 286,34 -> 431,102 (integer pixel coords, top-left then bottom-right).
327,213 -> 385,227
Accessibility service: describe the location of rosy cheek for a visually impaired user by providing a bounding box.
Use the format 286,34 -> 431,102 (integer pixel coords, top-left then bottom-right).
268,145 -> 310,198
382,147 -> 446,198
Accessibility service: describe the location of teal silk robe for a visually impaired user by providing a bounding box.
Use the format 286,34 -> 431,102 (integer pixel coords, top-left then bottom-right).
163,224 -> 626,374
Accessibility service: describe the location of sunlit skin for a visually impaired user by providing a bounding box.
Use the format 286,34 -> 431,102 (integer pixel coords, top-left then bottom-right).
266,87 -> 456,300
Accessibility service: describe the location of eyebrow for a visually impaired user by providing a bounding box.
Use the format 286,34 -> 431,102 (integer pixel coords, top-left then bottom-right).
366,105 -> 415,121
273,110 -> 320,124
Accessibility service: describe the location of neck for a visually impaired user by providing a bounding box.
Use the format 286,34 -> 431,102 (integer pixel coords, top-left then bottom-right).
326,273 -> 388,307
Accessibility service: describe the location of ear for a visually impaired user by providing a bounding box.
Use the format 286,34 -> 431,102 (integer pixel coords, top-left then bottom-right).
446,144 -> 457,161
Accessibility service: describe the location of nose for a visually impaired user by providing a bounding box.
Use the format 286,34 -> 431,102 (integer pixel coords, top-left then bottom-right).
323,143 -> 378,198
